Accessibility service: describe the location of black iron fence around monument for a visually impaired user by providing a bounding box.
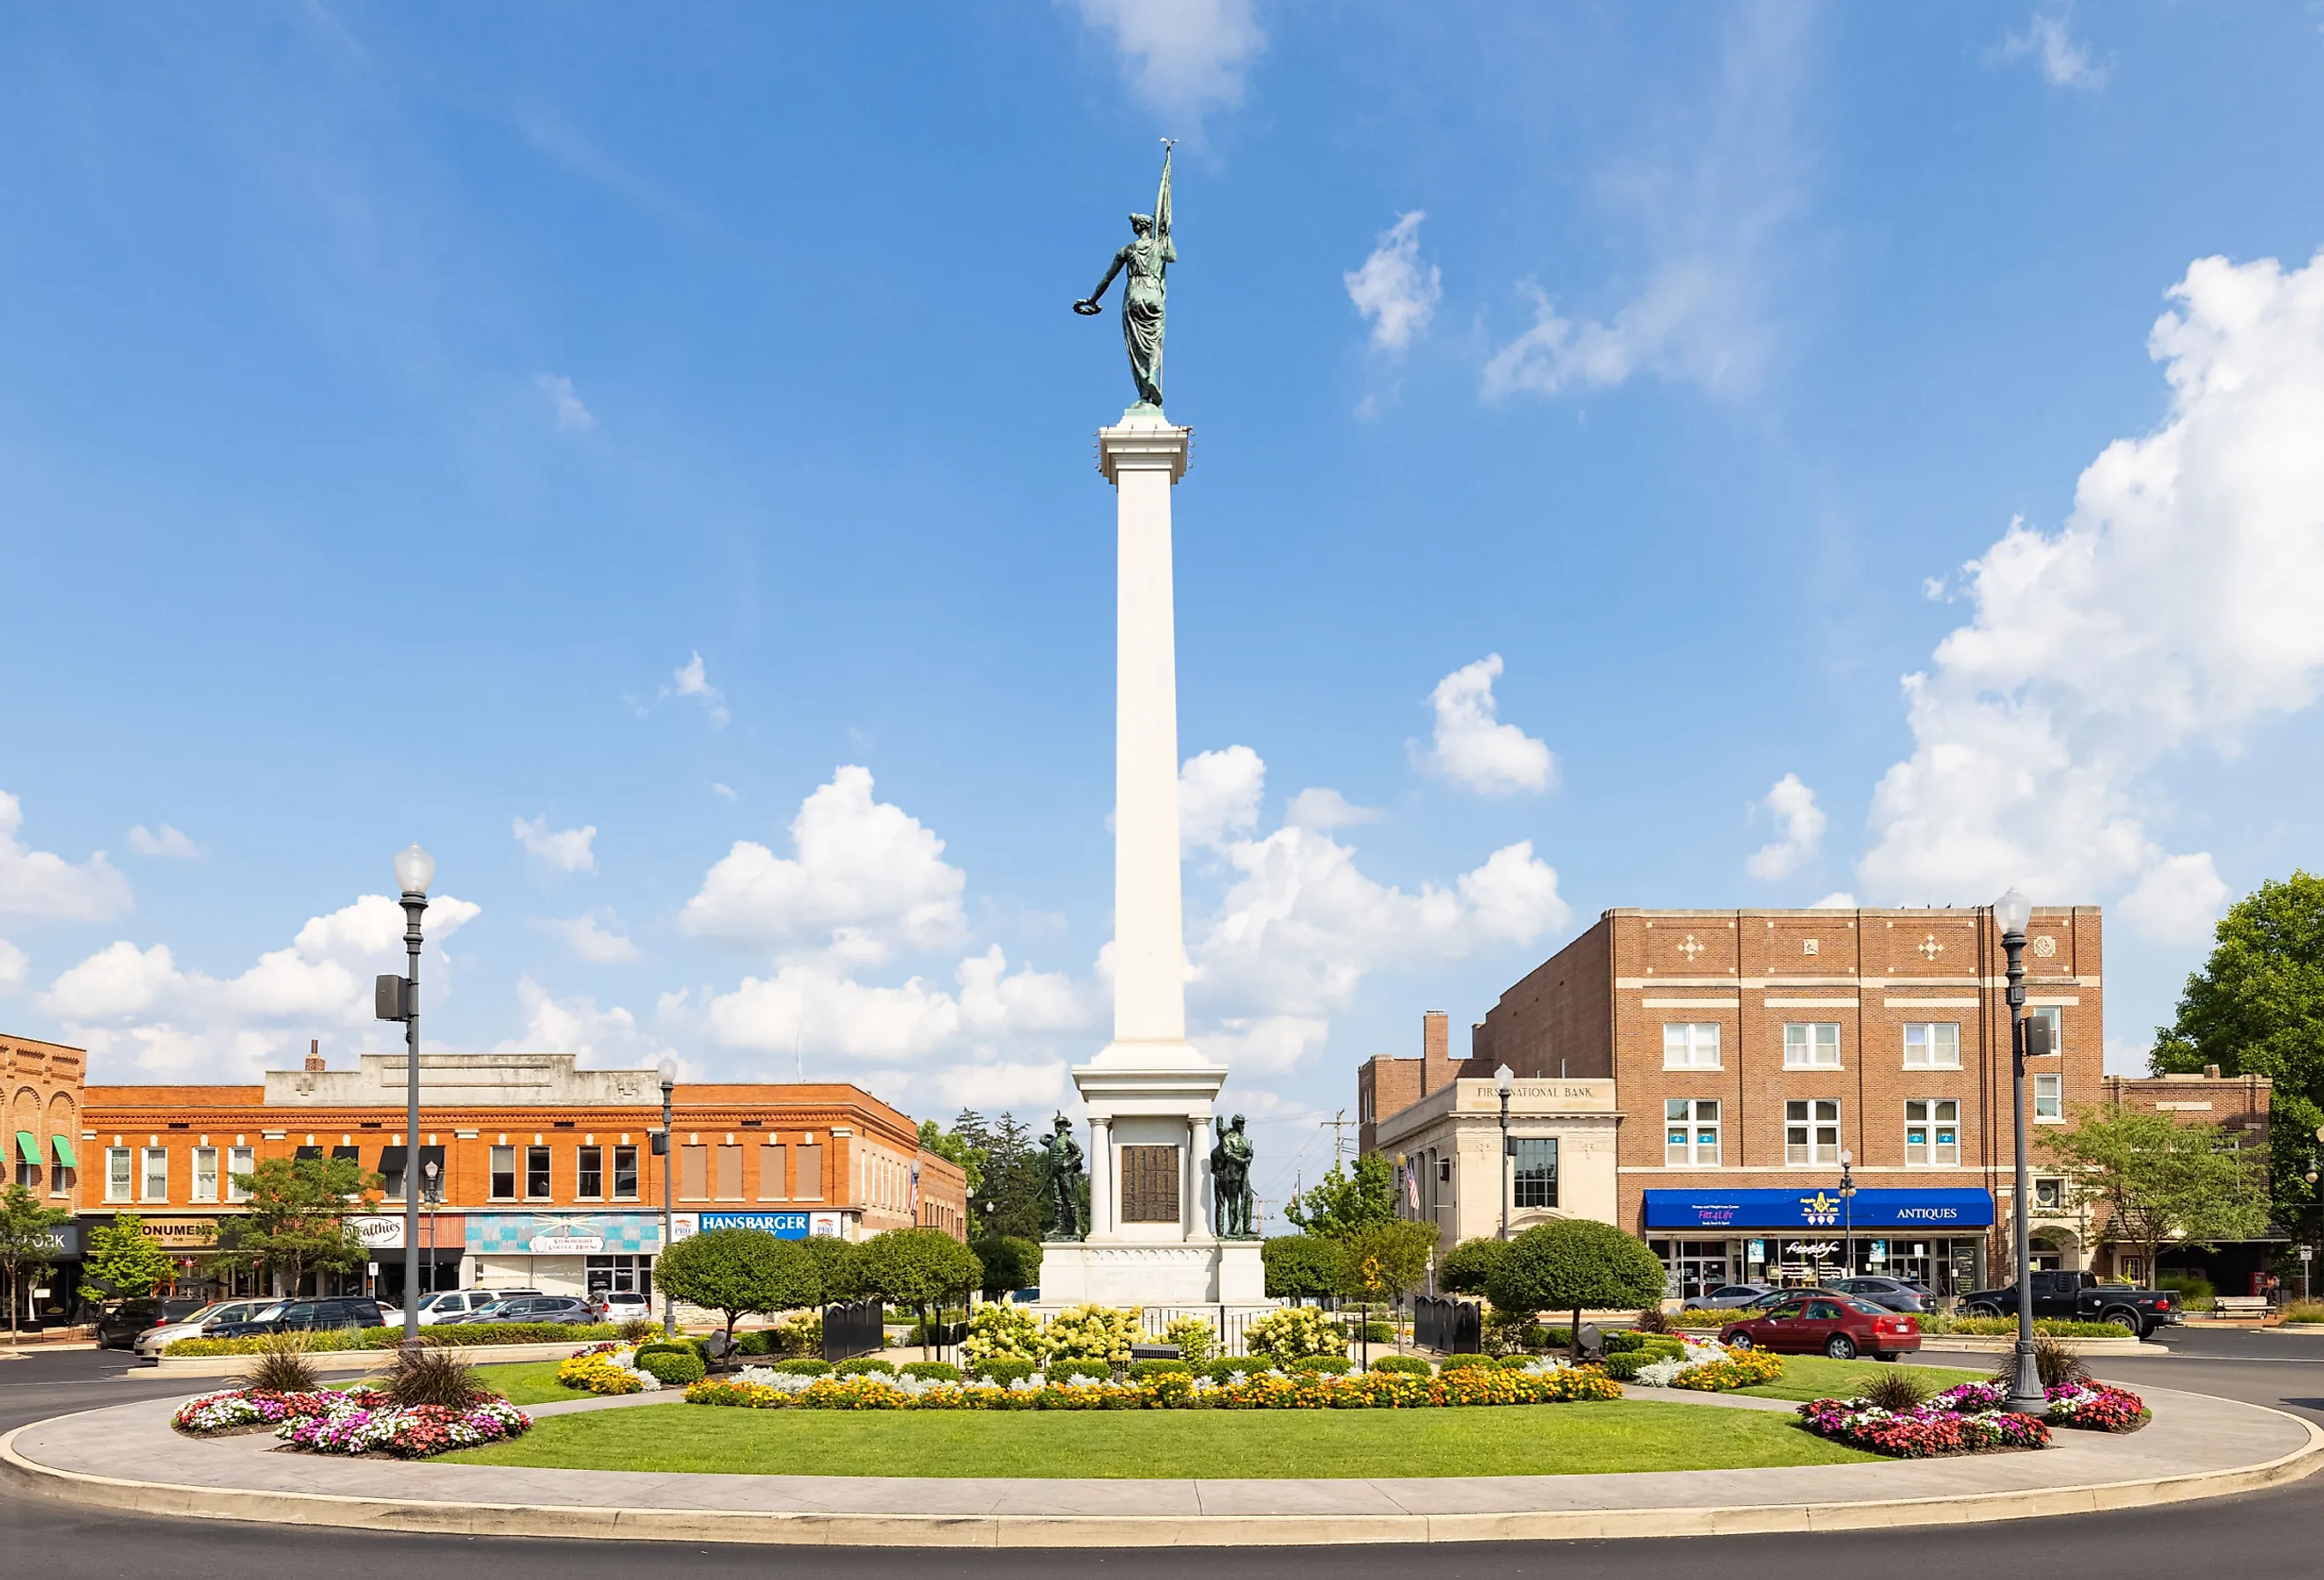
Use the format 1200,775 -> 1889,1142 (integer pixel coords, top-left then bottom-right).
821,1297 -> 886,1363
1413,1296 -> 1482,1355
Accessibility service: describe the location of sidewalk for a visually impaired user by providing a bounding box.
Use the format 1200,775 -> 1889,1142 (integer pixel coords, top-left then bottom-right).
2,1381 -> 2314,1547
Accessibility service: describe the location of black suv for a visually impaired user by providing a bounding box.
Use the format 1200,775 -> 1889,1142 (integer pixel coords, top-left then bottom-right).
208,1297 -> 386,1341
94,1297 -> 205,1350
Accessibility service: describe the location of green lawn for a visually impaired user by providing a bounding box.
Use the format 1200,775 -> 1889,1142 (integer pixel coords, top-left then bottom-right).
1732,1354 -> 1988,1403
438,1400 -> 1880,1479
469,1359 -> 597,1407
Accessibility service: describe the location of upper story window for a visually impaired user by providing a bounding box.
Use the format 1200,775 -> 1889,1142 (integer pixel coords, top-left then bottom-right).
1511,1137 -> 1558,1208
2034,1176 -> 2066,1210
489,1145 -> 517,1201
1785,1099 -> 1841,1165
613,1145 -> 639,1200
577,1146 -> 604,1200
192,1147 -> 219,1202
142,1145 -> 169,1202
1904,1099 -> 1960,1165
1784,1023 -> 1841,1069
106,1146 -> 132,1202
1903,1023 -> 1961,1069
2034,1072 -> 2063,1121
1665,1099 -> 1721,1166
228,1146 -> 254,1202
526,1145 -> 553,1199
1662,1023 -> 1721,1069
793,1143 -> 823,1201
759,1143 -> 788,1201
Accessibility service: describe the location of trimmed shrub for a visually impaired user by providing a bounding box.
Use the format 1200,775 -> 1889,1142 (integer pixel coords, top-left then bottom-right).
1203,1359 -> 1261,1385
960,1303 -> 1045,1366
1244,1305 -> 1347,1369
971,1356 -> 1037,1385
1370,1355 -> 1431,1376
1438,1236 -> 1507,1297
1293,1356 -> 1351,1375
637,1349 -> 705,1385
1162,1314 -> 1218,1365
1048,1360 -> 1113,1385
768,1358 -> 832,1376
1484,1222 -> 1666,1350
1600,1351 -> 1651,1381
1039,1304 -> 1144,1365
1353,1321 -> 1395,1343
1130,1358 -> 1190,1380
736,1330 -> 776,1356
901,1361 -> 960,1382
1439,1352 -> 1497,1371
834,1357 -> 896,1378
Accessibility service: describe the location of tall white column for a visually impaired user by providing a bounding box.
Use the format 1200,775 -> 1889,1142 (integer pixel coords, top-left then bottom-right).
1095,416 -> 1194,1062
1087,1116 -> 1114,1238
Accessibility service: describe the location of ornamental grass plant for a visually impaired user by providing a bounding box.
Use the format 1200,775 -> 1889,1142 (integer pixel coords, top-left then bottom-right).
234,1334 -> 320,1395
383,1345 -> 492,1408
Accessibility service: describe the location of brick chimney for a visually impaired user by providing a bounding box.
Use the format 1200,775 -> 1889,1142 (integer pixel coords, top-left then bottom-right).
1419,1010 -> 1458,1095
305,1039 -> 326,1074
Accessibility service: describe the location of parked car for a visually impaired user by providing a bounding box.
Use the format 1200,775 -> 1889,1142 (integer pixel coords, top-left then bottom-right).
1720,1294 -> 1923,1361
1695,1283 -> 1779,1309
468,1295 -> 596,1326
586,1290 -> 651,1321
1831,1276 -> 1931,1313
1739,1285 -> 1850,1311
133,1299 -> 276,1360
401,1290 -> 508,1326
94,1297 -> 206,1351
205,1297 -> 386,1341
1959,1269 -> 2180,1339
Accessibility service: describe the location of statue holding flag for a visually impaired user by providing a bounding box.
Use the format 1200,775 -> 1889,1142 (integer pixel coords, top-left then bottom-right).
1074,141 -> 1177,411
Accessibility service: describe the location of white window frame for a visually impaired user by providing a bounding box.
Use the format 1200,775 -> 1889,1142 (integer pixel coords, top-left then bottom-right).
1665,1099 -> 1721,1166
1903,1099 -> 1960,1166
227,1146 -> 254,1202
1662,1023 -> 1722,1069
2027,1006 -> 2063,1059
106,1146 -> 132,1202
1903,1022 -> 1961,1069
2034,1071 -> 2063,1121
141,1145 -> 168,1203
1783,1023 -> 1842,1069
192,1146 -> 219,1202
1785,1099 -> 1841,1165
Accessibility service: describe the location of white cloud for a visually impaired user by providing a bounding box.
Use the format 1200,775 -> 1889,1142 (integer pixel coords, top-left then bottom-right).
1860,249 -> 2324,941
1284,788 -> 1379,831
536,913 -> 639,964
703,960 -> 964,1063
40,892 -> 480,1078
926,1059 -> 1071,1115
1199,1015 -> 1331,1077
1482,4 -> 1806,401
1811,891 -> 1857,909
0,790 -> 133,921
0,938 -> 25,996
493,976 -> 670,1064
711,782 -> 739,801
1411,654 -> 1556,796
536,372 -> 597,431
1075,0 -> 1262,120
956,945 -> 1088,1035
126,824 -> 201,860
1744,773 -> 1826,880
1345,211 -> 1441,355
681,765 -> 967,960
1991,11 -> 2110,90
1180,746 -> 1265,852
512,814 -> 599,873
661,651 -> 729,727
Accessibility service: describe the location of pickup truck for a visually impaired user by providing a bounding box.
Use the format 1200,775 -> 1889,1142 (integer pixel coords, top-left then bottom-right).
1959,1269 -> 2180,1338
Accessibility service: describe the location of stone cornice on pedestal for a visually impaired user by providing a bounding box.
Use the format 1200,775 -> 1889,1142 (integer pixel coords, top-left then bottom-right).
1097,413 -> 1191,483
1070,1058 -> 1229,1119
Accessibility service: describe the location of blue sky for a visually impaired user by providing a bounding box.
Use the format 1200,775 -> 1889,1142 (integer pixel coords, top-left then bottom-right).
4,4 -> 2322,1222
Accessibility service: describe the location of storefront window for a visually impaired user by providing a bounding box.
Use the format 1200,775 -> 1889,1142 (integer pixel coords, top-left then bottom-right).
1664,1099 -> 1720,1166
526,1145 -> 552,1198
1511,1137 -> 1558,1208
490,1145 -> 517,1200
613,1145 -> 639,1200
1903,1023 -> 1960,1068
586,1254 -> 653,1297
1784,1099 -> 1840,1165
193,1147 -> 218,1202
1783,1024 -> 1841,1069
1903,1099 -> 1959,1165
107,1147 -> 132,1202
577,1146 -> 603,1199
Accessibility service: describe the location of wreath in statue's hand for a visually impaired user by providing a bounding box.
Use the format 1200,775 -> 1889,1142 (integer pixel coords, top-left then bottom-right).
1071,299 -> 1103,315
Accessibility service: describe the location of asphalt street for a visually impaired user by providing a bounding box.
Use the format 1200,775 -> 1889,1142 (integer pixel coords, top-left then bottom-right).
1,1332 -> 2318,1578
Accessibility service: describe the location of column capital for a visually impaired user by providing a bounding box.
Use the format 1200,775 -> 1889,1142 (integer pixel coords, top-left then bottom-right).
1097,418 -> 1191,485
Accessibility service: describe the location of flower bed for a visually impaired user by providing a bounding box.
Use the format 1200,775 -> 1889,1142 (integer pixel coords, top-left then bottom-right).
555,1342 -> 664,1396
1797,1380 -> 2147,1457
278,1397 -> 531,1458
172,1387 -> 383,1435
1934,1379 -> 2150,1432
1629,1338 -> 1785,1392
687,1358 -> 1621,1413
165,1321 -> 621,1356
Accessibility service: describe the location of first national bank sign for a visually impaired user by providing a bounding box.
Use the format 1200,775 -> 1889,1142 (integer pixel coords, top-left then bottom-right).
1642,1188 -> 1995,1231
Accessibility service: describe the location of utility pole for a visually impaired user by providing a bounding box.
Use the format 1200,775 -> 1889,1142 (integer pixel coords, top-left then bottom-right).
1320,1111 -> 1354,1168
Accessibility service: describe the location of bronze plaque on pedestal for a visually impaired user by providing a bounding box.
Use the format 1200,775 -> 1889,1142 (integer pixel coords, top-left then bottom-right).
1119,1144 -> 1181,1224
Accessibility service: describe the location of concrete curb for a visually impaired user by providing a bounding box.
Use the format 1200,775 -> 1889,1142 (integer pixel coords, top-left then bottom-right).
1915,1336 -> 2151,1356
3,1399 -> 2317,1547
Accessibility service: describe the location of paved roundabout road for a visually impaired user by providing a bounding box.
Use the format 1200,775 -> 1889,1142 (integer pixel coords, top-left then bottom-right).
3,1333 -> 2318,1577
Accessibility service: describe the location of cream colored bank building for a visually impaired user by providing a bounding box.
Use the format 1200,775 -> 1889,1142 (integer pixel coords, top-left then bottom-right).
1372,1076 -> 1621,1249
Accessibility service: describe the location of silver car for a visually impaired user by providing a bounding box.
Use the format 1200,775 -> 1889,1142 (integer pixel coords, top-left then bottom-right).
1832,1275 -> 1931,1313
1695,1283 -> 1779,1309
135,1299 -> 276,1360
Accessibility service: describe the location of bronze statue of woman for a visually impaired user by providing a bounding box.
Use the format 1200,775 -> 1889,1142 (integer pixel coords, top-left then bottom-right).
1074,142 -> 1176,411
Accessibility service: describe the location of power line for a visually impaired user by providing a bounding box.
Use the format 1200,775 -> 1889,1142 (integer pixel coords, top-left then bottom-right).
1320,1110 -> 1355,1168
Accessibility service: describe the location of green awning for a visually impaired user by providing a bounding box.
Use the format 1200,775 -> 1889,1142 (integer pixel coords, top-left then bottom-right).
13,1131 -> 37,1165
50,1135 -> 76,1169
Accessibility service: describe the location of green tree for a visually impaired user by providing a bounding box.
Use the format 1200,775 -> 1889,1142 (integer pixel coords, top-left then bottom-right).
1483,1221 -> 1666,1362
2041,1106 -> 2273,1281
656,1227 -> 822,1348
974,1111 -> 1044,1241
81,1213 -> 177,1301
2151,871 -> 2324,1228
213,1155 -> 379,1297
851,1228 -> 982,1358
1340,1217 -> 1440,1354
967,1233 -> 1041,1297
797,1232 -> 861,1302
0,1184 -> 73,1342
1438,1236 -> 1506,1297
1261,1234 -> 1347,1300
1283,1153 -> 1396,1237
916,1116 -> 986,1197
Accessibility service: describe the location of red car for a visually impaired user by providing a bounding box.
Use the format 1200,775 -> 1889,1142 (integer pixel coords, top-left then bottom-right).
1719,1293 -> 1922,1361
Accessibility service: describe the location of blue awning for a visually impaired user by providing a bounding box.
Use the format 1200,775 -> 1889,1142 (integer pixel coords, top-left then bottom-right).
1643,1187 -> 1994,1231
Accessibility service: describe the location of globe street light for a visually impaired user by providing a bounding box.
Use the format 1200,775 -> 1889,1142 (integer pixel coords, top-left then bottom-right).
658,1055 -> 679,1339
1495,1063 -> 1515,1241
1994,886 -> 2046,1415
373,844 -> 431,1347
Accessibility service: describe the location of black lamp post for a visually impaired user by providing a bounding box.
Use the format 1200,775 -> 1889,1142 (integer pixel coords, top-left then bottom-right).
1839,1150 -> 1857,1278
657,1056 -> 678,1339
1494,1063 -> 1514,1240
373,843 -> 432,1349
422,1158 -> 441,1297
1996,886 -> 2046,1415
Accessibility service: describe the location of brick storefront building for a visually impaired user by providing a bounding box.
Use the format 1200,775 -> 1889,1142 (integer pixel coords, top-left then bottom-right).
5,1033 -> 86,1326
79,1049 -> 967,1303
